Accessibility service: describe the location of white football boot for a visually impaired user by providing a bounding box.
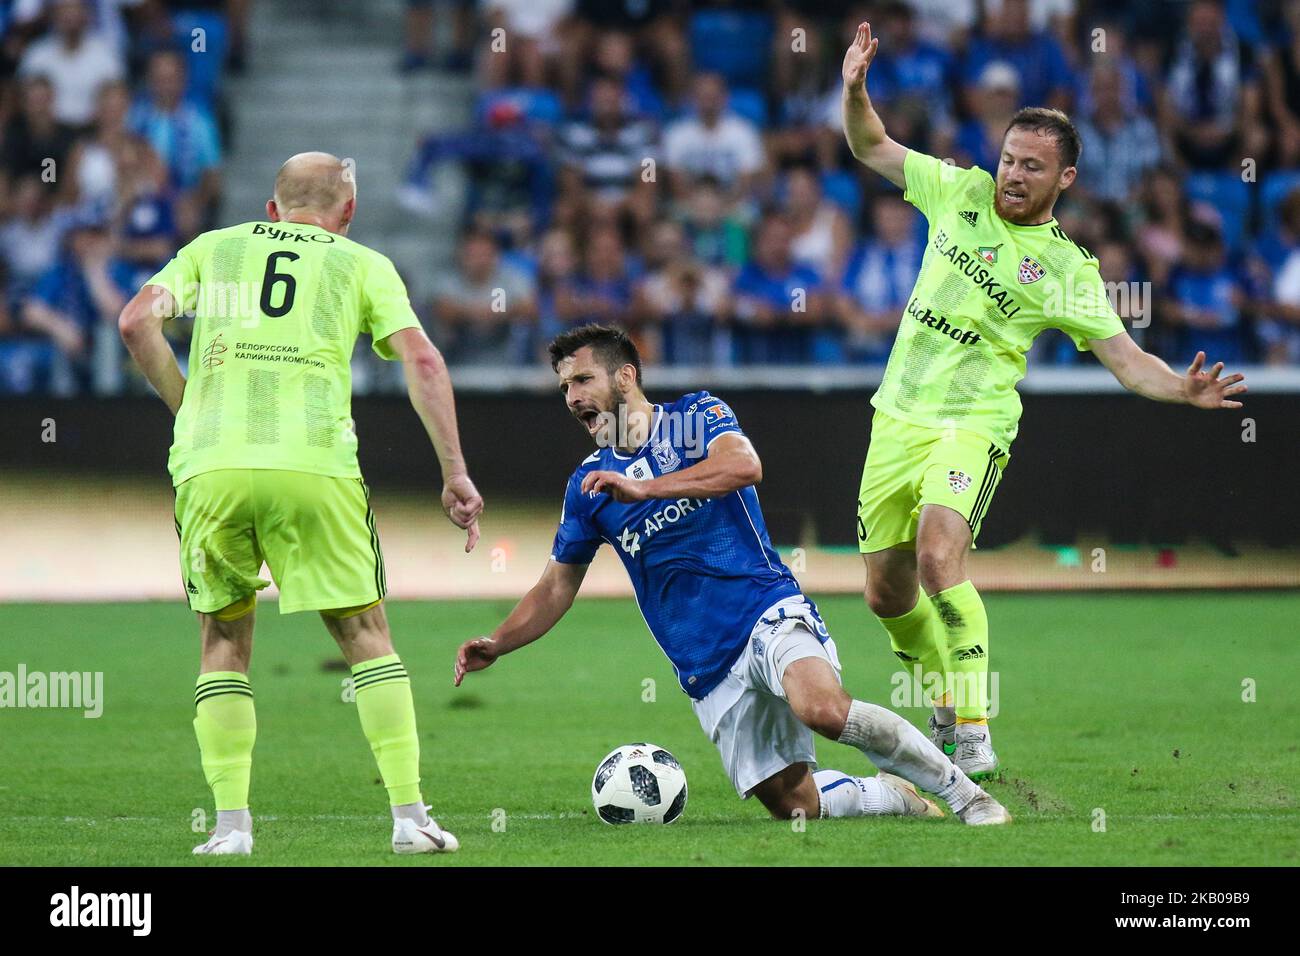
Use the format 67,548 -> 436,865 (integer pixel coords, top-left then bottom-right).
876,773 -> 945,818
956,791 -> 1012,826
193,829 -> 253,855
392,807 -> 459,855
953,723 -> 999,781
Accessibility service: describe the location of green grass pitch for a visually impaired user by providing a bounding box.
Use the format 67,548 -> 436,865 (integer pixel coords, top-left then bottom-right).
1,593 -> 1296,866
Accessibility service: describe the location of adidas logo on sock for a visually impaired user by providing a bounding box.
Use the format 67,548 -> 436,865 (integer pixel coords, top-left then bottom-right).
955,644 -> 986,661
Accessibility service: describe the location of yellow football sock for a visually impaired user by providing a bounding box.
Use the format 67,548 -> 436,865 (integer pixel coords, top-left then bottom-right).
193,671 -> 256,811
876,588 -> 951,706
931,580 -> 990,722
352,654 -> 422,807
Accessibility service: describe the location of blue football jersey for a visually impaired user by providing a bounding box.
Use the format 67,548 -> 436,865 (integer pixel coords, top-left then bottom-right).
550,391 -> 814,699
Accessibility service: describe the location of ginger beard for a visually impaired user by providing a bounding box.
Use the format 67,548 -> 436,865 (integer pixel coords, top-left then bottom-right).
993,127 -> 1075,225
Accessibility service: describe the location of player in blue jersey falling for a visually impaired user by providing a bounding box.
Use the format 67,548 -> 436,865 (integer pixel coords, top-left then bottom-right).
454,325 -> 1009,825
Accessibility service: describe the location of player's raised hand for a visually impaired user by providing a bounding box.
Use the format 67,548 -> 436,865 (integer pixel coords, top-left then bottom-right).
581,469 -> 649,503
442,473 -> 484,552
454,636 -> 498,686
841,21 -> 879,92
1183,351 -> 1248,409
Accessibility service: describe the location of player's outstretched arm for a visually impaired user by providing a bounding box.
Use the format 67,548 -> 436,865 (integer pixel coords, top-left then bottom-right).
387,326 -> 484,551
841,21 -> 908,190
119,284 -> 186,415
581,432 -> 762,503
1089,332 -> 1248,409
453,559 -> 588,685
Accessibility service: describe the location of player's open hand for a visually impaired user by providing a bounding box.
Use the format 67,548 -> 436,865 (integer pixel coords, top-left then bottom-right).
454,636 -> 498,686
841,21 -> 879,92
1183,351 -> 1247,409
581,469 -> 649,503
442,473 -> 483,552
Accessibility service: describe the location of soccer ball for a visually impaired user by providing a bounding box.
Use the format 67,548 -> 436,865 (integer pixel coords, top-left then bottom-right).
591,743 -> 688,825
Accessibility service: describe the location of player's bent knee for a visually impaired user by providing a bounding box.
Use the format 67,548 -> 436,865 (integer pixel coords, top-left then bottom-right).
804,700 -> 850,740
864,584 -> 911,619
916,548 -> 961,592
787,686 -> 850,740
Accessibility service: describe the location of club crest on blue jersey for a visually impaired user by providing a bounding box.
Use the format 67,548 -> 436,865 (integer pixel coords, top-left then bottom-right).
651,439 -> 681,473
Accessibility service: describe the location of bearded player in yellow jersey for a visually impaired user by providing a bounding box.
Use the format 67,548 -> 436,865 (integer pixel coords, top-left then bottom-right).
119,152 -> 483,856
840,23 -> 1247,779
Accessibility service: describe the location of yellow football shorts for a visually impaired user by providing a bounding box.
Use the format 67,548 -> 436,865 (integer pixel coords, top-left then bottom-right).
856,409 -> 1010,552
173,469 -> 387,615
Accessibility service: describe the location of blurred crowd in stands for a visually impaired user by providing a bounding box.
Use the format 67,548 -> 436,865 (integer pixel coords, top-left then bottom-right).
402,0 -> 1300,371
0,0 -> 245,394
6,0 -> 1300,397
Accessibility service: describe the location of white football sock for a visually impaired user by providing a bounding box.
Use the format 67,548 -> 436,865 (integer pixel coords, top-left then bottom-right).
215,808 -> 251,837
392,801 -> 430,826
836,699 -> 980,813
813,769 -> 907,817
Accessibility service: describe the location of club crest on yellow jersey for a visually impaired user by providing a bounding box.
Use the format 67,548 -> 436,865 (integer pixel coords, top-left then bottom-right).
1018,256 -> 1046,284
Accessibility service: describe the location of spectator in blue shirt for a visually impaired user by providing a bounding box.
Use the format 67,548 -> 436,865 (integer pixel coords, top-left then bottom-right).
1163,216 -> 1249,365
871,1 -> 958,123
1072,19 -> 1153,118
533,227 -> 584,351
587,30 -> 666,121
20,214 -> 127,394
129,49 -> 221,236
1159,0 -> 1266,170
1074,64 -> 1163,204
955,62 -> 1021,173
962,0 -> 1074,111
1249,186 -> 1300,282
732,213 -> 830,364
837,195 -> 923,364
0,175 -> 69,310
634,219 -> 731,365
572,224 -> 637,331
400,98 -> 553,250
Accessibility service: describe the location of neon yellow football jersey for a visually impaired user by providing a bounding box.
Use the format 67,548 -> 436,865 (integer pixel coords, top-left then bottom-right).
872,150 -> 1126,450
147,221 -> 423,485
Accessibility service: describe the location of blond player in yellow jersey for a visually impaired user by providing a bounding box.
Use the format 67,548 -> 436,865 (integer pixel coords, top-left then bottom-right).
840,23 -> 1248,778
119,152 -> 483,856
